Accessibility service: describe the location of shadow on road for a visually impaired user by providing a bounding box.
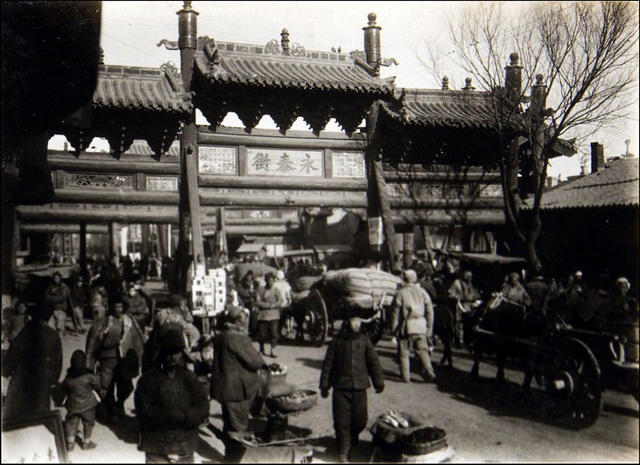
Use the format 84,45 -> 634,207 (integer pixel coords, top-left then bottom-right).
294,357 -> 324,371
431,364 -> 572,428
603,402 -> 640,419
97,414 -> 139,445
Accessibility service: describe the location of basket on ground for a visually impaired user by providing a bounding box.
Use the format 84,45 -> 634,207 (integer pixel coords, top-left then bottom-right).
266,389 -> 318,414
399,426 -> 447,456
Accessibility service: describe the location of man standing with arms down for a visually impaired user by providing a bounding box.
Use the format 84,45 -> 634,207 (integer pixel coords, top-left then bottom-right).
448,269 -> 482,346
390,269 -> 437,383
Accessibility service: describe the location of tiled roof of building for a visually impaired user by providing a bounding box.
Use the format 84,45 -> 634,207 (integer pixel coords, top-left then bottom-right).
540,157 -> 639,209
93,63 -> 192,113
123,139 -> 180,156
194,40 -> 394,95
381,88 -> 497,129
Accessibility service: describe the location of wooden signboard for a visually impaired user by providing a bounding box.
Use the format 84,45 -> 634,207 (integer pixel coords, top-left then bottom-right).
2,411 -> 69,463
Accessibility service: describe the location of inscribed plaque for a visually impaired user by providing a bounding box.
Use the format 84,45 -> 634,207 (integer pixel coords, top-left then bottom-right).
146,176 -> 178,191
199,146 -> 238,175
332,151 -> 366,178
246,148 -> 323,177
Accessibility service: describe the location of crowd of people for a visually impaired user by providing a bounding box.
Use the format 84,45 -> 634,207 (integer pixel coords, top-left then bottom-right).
1,250 -> 638,463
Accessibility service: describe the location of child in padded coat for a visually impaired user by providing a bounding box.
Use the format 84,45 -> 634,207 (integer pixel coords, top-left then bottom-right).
62,350 -> 101,451
319,310 -> 385,463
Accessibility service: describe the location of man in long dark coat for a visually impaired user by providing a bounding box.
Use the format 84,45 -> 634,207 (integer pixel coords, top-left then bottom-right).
3,302 -> 62,420
211,306 -> 267,436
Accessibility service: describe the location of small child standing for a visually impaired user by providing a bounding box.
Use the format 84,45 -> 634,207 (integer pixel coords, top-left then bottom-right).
319,311 -> 385,463
62,350 -> 100,451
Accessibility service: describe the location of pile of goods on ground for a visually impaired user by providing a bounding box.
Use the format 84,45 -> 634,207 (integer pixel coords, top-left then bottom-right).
265,369 -> 317,415
323,268 -> 402,309
377,410 -> 410,428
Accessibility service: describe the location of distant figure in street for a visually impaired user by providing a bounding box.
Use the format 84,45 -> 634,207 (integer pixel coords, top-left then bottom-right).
89,277 -> 109,321
2,302 -> 63,420
124,283 -> 150,331
500,272 -> 532,308
62,350 -> 100,451
255,272 -> 283,358
45,271 -> 71,338
320,311 -> 385,463
135,329 -> 209,464
69,276 -> 88,335
390,269 -> 437,383
273,270 -> 294,335
448,269 -> 482,346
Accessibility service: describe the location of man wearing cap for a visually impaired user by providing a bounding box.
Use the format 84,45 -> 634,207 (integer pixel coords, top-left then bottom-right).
390,269 -> 437,383
320,310 -> 385,463
211,306 -> 267,438
135,328 -> 209,463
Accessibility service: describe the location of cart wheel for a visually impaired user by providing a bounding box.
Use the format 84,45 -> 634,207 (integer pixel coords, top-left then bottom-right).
304,289 -> 328,347
361,318 -> 385,345
543,337 -> 603,429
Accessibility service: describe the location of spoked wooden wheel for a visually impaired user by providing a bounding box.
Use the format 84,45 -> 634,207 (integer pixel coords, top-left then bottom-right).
303,289 -> 329,347
543,337 -> 604,429
361,317 -> 385,345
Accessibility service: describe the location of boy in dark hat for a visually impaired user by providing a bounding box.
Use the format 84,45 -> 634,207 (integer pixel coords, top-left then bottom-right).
319,309 -> 385,463
135,328 -> 209,463
62,350 -> 100,451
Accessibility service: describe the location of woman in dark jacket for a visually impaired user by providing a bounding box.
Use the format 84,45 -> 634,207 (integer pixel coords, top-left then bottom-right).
320,313 -> 385,463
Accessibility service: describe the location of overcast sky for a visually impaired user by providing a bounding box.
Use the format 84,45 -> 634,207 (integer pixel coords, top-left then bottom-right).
51,1 -> 639,179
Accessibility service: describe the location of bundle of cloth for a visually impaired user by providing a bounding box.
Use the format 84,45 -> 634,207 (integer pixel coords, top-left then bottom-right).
323,268 -> 402,309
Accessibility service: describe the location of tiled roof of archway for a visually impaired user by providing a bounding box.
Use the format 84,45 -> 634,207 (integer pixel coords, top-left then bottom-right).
194,41 -> 394,95
93,63 -> 192,113
381,88 -> 498,129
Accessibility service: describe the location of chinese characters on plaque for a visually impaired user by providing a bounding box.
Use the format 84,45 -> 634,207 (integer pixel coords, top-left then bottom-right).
332,151 -> 366,178
146,176 -> 178,191
246,148 -> 323,177
199,146 -> 238,175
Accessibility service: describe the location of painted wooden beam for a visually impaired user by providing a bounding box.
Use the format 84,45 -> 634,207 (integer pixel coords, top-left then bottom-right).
54,190 -> 179,205
48,157 -> 179,175
199,192 -> 367,208
20,223 -> 110,234
198,175 -> 367,191
198,128 -> 366,150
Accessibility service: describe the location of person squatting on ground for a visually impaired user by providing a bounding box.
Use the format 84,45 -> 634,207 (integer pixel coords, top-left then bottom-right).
135,329 -> 209,464
62,350 -> 100,451
390,269 -> 437,383
45,271 -> 71,338
319,312 -> 385,463
255,272 -> 283,358
211,305 -> 267,437
2,301 -> 63,420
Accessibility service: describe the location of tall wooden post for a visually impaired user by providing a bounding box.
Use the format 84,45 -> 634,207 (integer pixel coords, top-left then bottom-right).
176,1 -> 205,294
108,222 -> 119,267
79,221 -> 87,271
365,101 -> 400,272
140,224 -> 149,255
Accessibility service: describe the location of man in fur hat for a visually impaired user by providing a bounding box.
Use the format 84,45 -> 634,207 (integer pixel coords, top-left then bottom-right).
134,328 -> 209,463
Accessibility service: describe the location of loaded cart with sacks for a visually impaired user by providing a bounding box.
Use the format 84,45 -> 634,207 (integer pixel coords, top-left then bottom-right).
299,268 -> 403,346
